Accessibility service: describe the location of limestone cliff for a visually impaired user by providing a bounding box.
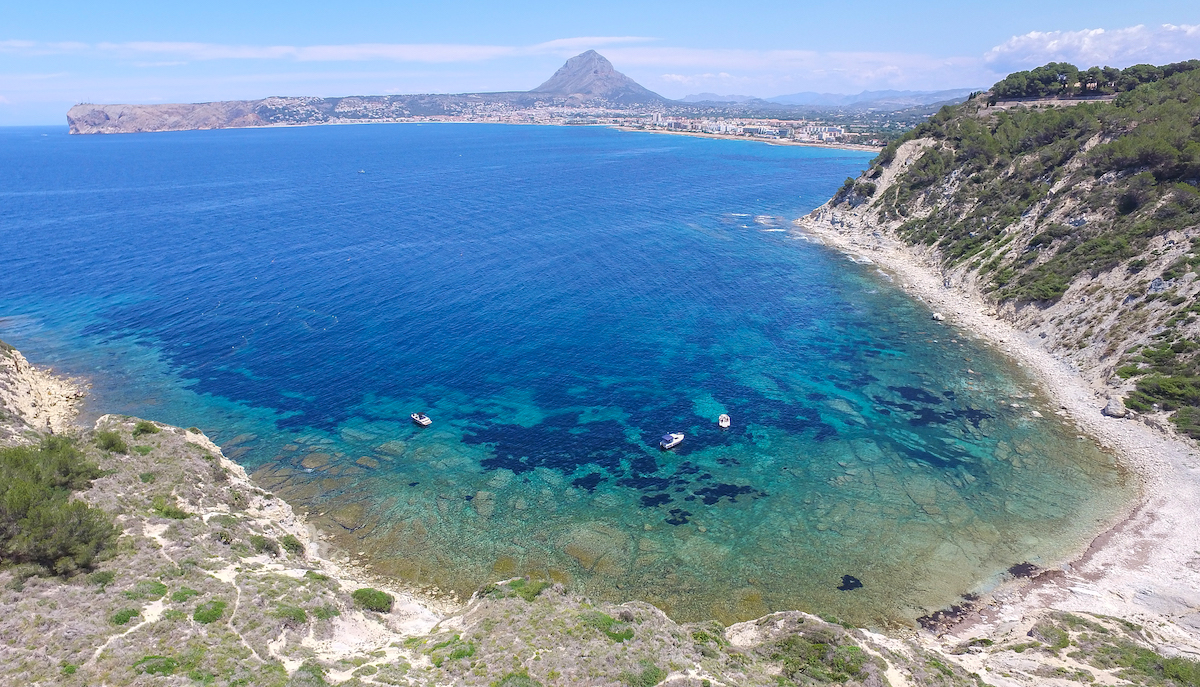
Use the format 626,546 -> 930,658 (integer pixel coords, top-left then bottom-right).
798,63 -> 1200,438
0,339 -> 84,443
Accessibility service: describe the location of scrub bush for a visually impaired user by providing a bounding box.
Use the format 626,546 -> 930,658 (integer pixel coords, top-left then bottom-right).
352,587 -> 393,612
193,600 -> 226,624
132,421 -> 161,437
95,431 -> 127,454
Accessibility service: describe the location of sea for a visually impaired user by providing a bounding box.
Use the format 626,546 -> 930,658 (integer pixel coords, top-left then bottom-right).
0,123 -> 1131,627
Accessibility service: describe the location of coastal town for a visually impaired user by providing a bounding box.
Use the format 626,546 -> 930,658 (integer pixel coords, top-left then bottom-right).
247,94 -> 883,146
398,105 -> 873,145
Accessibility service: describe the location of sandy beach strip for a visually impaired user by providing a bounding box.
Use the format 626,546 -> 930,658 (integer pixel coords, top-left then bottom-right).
792,211 -> 1200,652
612,126 -> 884,152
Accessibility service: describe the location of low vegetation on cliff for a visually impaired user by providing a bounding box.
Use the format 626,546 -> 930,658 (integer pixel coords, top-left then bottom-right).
831,60 -> 1200,437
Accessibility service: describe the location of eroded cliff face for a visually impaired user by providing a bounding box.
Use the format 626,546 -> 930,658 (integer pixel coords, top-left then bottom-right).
0,340 -> 84,443
798,80 -> 1200,427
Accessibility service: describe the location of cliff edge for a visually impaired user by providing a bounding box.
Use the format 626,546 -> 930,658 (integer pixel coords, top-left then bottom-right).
798,61 -> 1200,438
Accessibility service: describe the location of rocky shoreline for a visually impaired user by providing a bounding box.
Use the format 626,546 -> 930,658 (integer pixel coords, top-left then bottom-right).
0,342 -> 87,443
791,140 -> 1200,667
4,272 -> 1200,685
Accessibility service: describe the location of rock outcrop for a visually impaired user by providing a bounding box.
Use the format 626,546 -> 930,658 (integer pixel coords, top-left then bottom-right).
1102,396 -> 1128,418
0,339 -> 84,443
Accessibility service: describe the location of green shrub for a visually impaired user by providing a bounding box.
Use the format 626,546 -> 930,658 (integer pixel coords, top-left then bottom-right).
89,570 -> 115,590
171,587 -> 200,603
125,579 -> 168,600
133,446 -> 153,456
484,577 -> 550,602
290,663 -> 330,686
209,514 -> 238,527
111,608 -> 139,625
187,427 -> 200,433
352,587 -> 394,612
580,611 -> 634,642
1170,405 -> 1200,440
1091,640 -> 1200,684
427,635 -> 475,667
193,600 -> 227,624
1034,622 -> 1071,650
161,609 -> 188,621
278,534 -> 304,555
312,605 -> 340,620
620,661 -> 667,687
492,670 -> 543,687
304,570 -> 330,582
770,629 -> 868,683
138,471 -> 156,482
1116,365 -> 1143,379
248,534 -> 280,556
95,430 -> 128,453
133,655 -> 178,675
151,495 -> 189,519
60,663 -> 78,676
0,437 -> 115,574
275,604 -> 308,625
132,421 -> 161,437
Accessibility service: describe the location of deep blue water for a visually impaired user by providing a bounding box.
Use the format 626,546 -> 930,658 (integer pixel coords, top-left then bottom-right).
0,124 -> 1129,626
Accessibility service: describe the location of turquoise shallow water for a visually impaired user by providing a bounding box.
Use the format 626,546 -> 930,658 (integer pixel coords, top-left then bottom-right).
0,124 -> 1130,626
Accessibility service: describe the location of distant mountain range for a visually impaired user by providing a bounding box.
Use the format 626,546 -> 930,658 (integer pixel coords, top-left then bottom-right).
679,93 -> 759,103
680,88 -> 980,112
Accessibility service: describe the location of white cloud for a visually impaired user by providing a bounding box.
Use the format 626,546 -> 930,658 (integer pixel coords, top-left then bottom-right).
612,47 -> 990,96
0,37 -> 659,64
984,23 -> 1200,71
7,21 -> 1198,115
529,36 -> 656,53
659,72 -> 734,86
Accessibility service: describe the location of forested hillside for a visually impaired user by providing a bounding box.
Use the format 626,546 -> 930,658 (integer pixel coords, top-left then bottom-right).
829,60 -> 1200,437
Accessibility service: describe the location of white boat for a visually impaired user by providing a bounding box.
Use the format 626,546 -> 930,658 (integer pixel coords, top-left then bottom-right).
718,414 -> 731,429
659,433 -> 684,450
411,412 -> 432,427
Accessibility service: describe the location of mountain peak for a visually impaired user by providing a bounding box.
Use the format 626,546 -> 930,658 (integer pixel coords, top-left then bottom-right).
531,51 -> 664,104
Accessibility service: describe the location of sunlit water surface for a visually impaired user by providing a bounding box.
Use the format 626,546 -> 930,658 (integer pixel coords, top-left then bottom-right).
0,124 -> 1130,625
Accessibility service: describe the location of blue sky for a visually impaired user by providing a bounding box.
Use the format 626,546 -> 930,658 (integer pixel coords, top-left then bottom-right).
3,0 -> 1199,124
